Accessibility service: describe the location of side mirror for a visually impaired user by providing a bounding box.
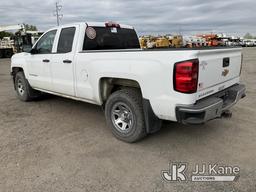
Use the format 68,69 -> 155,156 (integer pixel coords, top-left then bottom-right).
30,48 -> 38,54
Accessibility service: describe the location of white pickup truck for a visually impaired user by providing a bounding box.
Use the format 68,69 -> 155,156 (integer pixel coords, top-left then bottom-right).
11,22 -> 246,142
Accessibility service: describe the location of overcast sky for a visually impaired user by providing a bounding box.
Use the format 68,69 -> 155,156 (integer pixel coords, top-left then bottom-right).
1,0 -> 255,36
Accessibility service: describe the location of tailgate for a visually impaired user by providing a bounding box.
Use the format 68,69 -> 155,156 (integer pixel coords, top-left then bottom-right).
197,48 -> 242,98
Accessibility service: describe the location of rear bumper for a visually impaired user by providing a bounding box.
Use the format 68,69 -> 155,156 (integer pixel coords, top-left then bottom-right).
176,84 -> 246,124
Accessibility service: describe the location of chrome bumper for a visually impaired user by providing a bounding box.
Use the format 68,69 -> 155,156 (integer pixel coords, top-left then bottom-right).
176,84 -> 246,124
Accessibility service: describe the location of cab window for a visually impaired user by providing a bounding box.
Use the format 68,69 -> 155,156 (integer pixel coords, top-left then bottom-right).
35,30 -> 57,54
57,27 -> 76,53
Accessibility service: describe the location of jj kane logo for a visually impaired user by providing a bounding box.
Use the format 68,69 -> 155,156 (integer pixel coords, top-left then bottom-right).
162,162 -> 187,182
162,162 -> 240,182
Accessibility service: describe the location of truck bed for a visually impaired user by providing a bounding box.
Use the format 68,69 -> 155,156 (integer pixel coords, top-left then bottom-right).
79,46 -> 241,53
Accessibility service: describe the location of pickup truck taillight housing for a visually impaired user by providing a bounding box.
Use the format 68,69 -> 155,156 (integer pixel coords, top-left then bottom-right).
173,59 -> 199,93
105,22 -> 120,28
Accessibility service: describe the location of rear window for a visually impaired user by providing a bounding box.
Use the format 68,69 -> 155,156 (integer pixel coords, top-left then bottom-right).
57,27 -> 76,53
83,27 -> 140,50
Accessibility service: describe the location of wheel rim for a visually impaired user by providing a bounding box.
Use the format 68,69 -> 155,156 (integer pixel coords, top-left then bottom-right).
111,102 -> 134,132
17,79 -> 25,96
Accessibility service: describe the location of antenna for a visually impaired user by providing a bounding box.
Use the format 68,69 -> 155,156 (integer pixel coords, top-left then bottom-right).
54,2 -> 63,26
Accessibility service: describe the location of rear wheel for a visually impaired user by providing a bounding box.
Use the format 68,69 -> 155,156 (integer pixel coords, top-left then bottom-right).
105,88 -> 147,143
14,72 -> 41,101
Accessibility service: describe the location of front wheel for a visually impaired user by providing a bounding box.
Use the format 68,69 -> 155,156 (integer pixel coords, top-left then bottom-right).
105,88 -> 147,143
14,72 -> 41,101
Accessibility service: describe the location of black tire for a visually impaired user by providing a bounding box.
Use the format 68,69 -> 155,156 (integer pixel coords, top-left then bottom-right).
0,50 -> 3,58
105,88 -> 147,143
14,71 -> 41,101
5,49 -> 13,58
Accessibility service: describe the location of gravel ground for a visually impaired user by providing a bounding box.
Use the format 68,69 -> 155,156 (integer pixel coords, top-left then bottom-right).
0,48 -> 255,192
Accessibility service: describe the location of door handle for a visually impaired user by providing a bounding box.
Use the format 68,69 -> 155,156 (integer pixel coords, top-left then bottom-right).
63,59 -> 72,64
42,59 -> 50,63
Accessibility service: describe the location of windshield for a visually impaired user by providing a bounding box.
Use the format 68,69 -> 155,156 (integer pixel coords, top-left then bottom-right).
83,27 -> 140,50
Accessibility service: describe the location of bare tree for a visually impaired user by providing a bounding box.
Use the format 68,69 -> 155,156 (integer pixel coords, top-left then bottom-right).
244,33 -> 255,39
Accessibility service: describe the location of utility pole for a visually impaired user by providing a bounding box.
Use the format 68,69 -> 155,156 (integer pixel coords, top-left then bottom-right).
178,25 -> 182,36
54,2 -> 63,26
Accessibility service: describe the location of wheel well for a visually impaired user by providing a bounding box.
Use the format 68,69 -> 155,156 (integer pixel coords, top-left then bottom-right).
12,67 -> 23,75
11,67 -> 24,88
100,78 -> 141,103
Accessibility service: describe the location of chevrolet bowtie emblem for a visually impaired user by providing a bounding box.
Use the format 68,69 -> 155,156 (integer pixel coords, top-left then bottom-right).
222,69 -> 229,77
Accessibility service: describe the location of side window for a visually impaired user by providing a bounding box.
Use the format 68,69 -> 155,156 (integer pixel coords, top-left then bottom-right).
57,27 -> 76,53
35,30 -> 57,54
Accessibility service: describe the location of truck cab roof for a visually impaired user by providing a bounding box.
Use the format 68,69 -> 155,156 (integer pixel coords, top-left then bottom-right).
48,22 -> 134,30
86,22 -> 134,29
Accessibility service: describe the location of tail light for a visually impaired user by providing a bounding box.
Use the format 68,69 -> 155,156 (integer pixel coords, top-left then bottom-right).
173,59 -> 199,93
105,21 -> 120,28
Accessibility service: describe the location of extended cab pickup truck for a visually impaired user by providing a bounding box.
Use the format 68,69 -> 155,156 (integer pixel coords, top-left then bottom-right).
11,22 -> 246,142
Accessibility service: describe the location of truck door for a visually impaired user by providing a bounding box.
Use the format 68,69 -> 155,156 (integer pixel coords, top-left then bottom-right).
27,29 -> 57,90
50,26 -> 77,96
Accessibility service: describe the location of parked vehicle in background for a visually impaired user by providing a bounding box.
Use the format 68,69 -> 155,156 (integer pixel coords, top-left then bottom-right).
242,39 -> 256,47
0,24 -> 43,58
155,37 -> 170,48
139,35 -> 183,49
11,22 -> 246,142
197,34 -> 224,47
0,37 -> 14,58
14,30 -> 43,53
168,35 -> 183,48
139,35 -> 157,48
140,33 -> 250,49
0,24 -> 23,58
183,36 -> 207,48
139,36 -> 148,49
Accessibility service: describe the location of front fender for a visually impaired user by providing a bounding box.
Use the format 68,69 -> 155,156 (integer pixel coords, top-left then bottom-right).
11,52 -> 30,77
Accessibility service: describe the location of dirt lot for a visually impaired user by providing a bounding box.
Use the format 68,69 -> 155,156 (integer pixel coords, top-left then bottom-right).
0,48 -> 255,192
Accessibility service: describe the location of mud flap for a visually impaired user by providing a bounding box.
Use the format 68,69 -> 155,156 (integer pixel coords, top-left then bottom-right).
142,99 -> 162,133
